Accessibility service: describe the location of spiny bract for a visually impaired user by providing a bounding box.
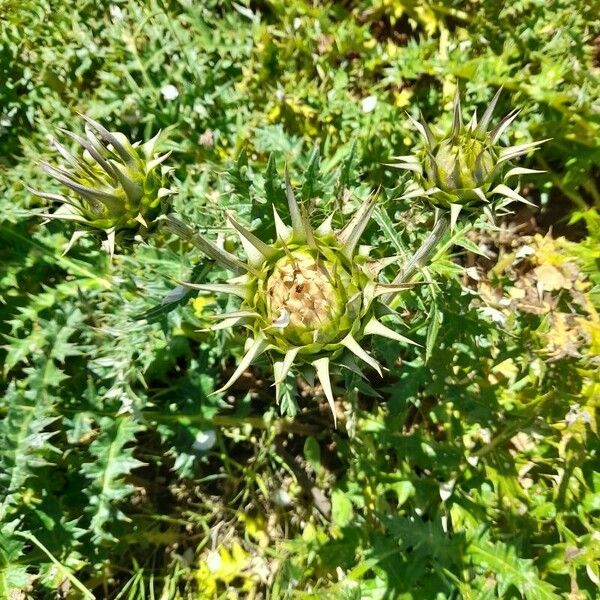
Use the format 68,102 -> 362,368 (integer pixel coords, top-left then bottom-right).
391,88 -> 547,227
167,173 -> 416,425
30,116 -> 175,255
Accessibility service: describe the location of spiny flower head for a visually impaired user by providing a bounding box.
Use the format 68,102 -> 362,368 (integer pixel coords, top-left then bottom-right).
167,171 -> 416,425
392,88 -> 547,227
30,116 -> 175,255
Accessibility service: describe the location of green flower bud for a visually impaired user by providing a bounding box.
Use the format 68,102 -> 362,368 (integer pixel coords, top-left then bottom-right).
391,88 -> 547,227
30,116 -> 175,254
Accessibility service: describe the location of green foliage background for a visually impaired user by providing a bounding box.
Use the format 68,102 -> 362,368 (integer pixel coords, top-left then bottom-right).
1,0 -> 599,598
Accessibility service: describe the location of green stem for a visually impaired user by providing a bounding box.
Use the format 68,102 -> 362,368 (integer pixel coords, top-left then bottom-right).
582,179 -> 600,209
396,213 -> 450,283
16,532 -> 95,599
147,412 -> 322,435
0,404 -> 320,435
383,212 -> 450,306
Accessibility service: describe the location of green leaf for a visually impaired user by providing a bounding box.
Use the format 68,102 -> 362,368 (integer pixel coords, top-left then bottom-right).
425,299 -> 442,363
276,372 -> 299,418
373,206 -> 408,256
133,263 -> 209,322
301,145 -> 321,202
0,367 -> 60,520
468,534 -> 560,600
0,530 -> 30,596
336,138 -> 357,195
264,153 -> 282,206
80,416 -> 146,543
331,490 -> 354,528
385,481 -> 415,507
303,437 -> 321,474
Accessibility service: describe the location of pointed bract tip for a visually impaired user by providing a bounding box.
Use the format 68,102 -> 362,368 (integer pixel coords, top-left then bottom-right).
212,336 -> 269,396
284,166 -> 305,240
476,86 -> 503,135
312,357 -> 337,428
449,203 -> 462,231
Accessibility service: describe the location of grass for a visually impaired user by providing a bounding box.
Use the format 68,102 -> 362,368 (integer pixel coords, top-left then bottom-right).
0,0 -> 599,598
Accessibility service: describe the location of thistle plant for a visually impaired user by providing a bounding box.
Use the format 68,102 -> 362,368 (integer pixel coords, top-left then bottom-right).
392,89 -> 547,228
31,91 -> 545,425
166,174 -> 416,425
30,116 -> 175,255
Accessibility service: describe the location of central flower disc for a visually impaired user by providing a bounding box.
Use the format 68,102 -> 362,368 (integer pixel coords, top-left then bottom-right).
253,246 -> 359,350
267,251 -> 337,330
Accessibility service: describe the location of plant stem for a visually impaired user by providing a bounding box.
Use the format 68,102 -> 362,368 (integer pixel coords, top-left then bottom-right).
16,532 -> 95,599
0,404 -> 320,435
149,413 -> 322,435
382,212 -> 450,304
397,213 -> 450,282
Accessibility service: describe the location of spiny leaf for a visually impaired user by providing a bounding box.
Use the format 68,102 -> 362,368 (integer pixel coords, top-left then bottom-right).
0,530 -> 30,597
301,145 -> 321,202
425,297 -> 442,363
80,416 -> 146,544
468,534 -> 560,600
264,153 -> 283,206
0,362 -> 61,521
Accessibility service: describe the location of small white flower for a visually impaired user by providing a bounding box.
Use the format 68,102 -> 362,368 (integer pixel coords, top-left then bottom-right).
206,550 -> 221,572
249,556 -> 271,582
466,455 -> 479,467
565,403 -> 581,425
193,101 -> 208,117
272,488 -> 292,507
479,306 -> 506,326
161,84 -> 179,101
439,479 -> 456,502
565,403 -> 592,426
192,430 -> 217,452
515,245 -> 535,261
361,95 -> 377,113
109,5 -> 124,21
479,428 -> 492,444
464,266 -> 480,280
